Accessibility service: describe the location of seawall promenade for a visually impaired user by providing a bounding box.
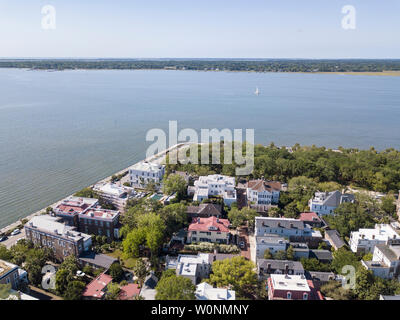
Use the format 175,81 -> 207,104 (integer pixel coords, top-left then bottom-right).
0,143 -> 188,236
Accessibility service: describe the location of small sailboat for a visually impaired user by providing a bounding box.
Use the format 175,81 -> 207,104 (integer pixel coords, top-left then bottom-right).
254,87 -> 260,96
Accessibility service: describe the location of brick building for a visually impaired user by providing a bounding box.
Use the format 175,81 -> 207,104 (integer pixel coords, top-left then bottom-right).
267,274 -> 323,300
0,259 -> 20,290
53,196 -> 120,241
25,215 -> 92,261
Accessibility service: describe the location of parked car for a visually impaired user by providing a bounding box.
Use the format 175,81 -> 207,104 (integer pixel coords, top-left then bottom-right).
239,241 -> 245,249
0,235 -> 8,242
10,229 -> 21,236
76,270 -> 85,277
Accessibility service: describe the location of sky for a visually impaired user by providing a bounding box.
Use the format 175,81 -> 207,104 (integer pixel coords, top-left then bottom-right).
0,0 -> 399,59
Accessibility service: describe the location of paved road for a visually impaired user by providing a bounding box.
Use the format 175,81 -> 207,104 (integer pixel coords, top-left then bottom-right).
239,227 -> 251,260
1,229 -> 26,249
236,188 -> 247,210
249,234 -> 256,264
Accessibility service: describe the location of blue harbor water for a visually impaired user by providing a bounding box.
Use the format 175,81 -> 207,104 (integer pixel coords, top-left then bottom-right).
0,68 -> 399,228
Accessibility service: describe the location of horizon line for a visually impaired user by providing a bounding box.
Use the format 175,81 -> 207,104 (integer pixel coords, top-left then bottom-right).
1,57 -> 400,61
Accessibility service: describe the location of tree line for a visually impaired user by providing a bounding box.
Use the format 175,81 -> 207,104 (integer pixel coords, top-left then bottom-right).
1,59 -> 400,72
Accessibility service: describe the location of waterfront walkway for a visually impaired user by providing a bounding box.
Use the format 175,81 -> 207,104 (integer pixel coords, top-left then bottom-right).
0,143 -> 190,239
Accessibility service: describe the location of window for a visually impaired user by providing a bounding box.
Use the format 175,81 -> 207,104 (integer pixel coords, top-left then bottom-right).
287,292 -> 292,299
303,293 -> 308,300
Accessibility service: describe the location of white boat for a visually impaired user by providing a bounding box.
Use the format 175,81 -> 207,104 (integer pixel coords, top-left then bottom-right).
254,87 -> 260,95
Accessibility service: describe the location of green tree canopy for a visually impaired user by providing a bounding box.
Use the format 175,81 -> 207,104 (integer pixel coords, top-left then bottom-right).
331,247 -> 361,274
159,203 -> 188,237
63,280 -> 86,300
324,202 -> 376,238
207,256 -> 257,297
162,174 -> 187,199
155,274 -> 195,300
106,282 -> 121,300
109,262 -> 124,282
132,259 -> 148,287
228,207 -> 258,230
123,213 -> 166,258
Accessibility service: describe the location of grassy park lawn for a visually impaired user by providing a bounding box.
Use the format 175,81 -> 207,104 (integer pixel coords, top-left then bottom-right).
107,249 -> 138,269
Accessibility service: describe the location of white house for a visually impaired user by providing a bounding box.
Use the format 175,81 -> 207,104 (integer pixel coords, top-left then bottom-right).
93,182 -> 136,212
246,180 -> 281,205
349,223 -> 400,254
362,244 -> 400,280
129,161 -> 165,189
195,282 -> 235,300
174,253 -> 212,284
255,235 -> 288,258
308,191 -> 355,216
191,174 -> 237,206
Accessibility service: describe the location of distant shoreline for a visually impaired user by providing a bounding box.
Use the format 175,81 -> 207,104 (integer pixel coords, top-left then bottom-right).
309,71 -> 400,76
1,58 -> 400,74
1,67 -> 400,77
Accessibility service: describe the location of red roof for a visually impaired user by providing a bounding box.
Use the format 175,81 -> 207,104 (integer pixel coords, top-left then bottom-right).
56,203 -> 88,215
307,280 -> 324,300
299,212 -> 321,222
119,284 -> 141,300
188,216 -> 230,233
82,273 -> 112,299
82,208 -> 119,220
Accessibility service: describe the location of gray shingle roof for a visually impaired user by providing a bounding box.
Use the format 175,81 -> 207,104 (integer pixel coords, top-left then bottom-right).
186,204 -> 222,216
309,249 -> 333,262
313,191 -> 355,207
305,271 -> 336,282
376,244 -> 399,262
258,259 -> 304,272
325,229 -> 345,249
78,251 -> 118,270
207,253 -> 237,264
255,217 -> 306,230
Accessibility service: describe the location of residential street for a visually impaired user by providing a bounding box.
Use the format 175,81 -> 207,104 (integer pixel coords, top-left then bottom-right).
239,226 -> 251,260
1,229 -> 26,249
